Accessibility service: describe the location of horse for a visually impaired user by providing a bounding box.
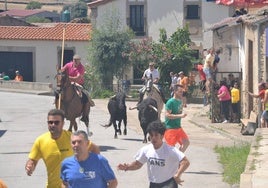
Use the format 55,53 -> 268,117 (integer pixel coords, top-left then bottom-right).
55,69 -> 92,136
142,77 -> 164,118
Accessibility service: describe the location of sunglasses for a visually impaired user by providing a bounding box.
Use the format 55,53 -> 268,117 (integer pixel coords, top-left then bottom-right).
47,120 -> 61,125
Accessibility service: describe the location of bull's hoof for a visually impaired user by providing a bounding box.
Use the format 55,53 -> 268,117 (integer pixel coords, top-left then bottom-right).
118,130 -> 122,135
114,135 -> 118,139
123,129 -> 127,135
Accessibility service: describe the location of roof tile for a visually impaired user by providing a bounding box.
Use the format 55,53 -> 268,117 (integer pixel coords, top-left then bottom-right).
0,23 -> 91,41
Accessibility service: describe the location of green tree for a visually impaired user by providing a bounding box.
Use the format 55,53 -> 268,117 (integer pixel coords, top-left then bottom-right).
88,10 -> 134,92
26,16 -> 51,23
26,1 -> 42,10
154,27 -> 195,83
126,26 -> 195,84
70,2 -> 88,20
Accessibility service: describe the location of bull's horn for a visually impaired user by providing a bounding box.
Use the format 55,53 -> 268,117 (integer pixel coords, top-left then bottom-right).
148,105 -> 158,112
129,106 -> 137,110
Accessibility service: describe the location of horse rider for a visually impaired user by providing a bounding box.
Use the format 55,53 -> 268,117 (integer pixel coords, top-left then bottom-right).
56,54 -> 95,122
138,61 -> 166,104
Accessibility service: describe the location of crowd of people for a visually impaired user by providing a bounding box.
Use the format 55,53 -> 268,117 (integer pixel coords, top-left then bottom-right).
0,70 -> 23,81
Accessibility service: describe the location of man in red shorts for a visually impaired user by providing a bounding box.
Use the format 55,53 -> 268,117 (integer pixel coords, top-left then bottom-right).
164,84 -> 190,152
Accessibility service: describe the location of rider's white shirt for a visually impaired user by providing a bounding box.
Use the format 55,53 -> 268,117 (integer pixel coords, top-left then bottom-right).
143,68 -> 159,81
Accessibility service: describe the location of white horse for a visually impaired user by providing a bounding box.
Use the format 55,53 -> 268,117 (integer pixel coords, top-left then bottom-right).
142,77 -> 164,118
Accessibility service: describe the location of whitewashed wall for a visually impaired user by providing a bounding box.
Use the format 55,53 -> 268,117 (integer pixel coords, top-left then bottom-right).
0,40 -> 89,87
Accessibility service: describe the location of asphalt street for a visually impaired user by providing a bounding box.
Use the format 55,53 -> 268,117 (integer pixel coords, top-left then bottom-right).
0,91 -> 238,188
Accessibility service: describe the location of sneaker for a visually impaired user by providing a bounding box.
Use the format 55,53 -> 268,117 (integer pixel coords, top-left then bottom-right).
222,120 -> 228,123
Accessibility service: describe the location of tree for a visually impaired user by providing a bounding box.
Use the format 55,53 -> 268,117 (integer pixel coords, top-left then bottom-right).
26,1 -> 42,10
88,10 -> 134,92
126,26 -> 195,84
26,16 -> 51,23
70,2 -> 88,20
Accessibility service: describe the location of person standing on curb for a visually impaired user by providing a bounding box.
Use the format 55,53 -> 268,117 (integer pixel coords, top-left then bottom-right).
25,109 -> 100,188
117,120 -> 190,188
164,84 -> 190,152
217,80 -> 231,123
61,130 -> 118,188
231,82 -> 240,123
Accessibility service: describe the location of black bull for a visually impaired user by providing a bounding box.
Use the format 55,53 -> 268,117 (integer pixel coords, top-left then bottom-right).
130,97 -> 159,143
102,92 -> 127,138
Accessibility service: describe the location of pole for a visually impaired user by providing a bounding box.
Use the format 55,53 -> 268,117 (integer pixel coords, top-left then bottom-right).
58,25 -> 66,109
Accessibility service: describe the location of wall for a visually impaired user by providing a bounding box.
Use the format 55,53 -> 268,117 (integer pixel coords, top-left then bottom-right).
0,39 -> 89,88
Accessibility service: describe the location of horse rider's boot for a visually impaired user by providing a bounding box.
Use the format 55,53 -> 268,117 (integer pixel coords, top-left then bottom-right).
160,91 -> 167,104
82,89 -> 95,107
80,103 -> 90,123
138,92 -> 144,104
88,97 -> 95,107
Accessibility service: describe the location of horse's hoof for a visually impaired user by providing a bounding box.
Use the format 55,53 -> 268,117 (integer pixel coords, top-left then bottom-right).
123,130 -> 127,135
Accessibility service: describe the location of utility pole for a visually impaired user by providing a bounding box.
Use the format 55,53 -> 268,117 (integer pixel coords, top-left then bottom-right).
5,0 -> 7,11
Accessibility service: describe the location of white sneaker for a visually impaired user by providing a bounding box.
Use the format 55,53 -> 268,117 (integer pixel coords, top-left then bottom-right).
222,120 -> 228,123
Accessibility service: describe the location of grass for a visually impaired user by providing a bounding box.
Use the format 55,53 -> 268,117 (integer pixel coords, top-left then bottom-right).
214,143 -> 250,185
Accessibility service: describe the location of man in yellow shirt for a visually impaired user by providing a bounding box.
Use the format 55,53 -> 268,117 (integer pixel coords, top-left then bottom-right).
25,109 -> 100,188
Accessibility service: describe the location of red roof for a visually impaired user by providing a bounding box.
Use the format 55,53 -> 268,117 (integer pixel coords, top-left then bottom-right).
87,0 -> 114,8
0,9 -> 45,17
0,23 -> 92,41
216,0 -> 268,7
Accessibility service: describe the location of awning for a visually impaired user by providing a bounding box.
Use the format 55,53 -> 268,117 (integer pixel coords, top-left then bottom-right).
216,0 -> 268,7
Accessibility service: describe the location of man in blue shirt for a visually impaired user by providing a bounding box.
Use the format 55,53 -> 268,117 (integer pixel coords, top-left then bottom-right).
61,130 -> 118,188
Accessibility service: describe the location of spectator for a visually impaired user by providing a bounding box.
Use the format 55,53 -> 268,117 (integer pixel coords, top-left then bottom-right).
194,63 -> 208,106
203,48 -> 215,95
14,70 -> 23,81
231,82 -> 240,123
217,80 -> 231,123
170,72 -> 178,97
213,49 -> 221,72
178,71 -> 189,108
0,72 -> 10,81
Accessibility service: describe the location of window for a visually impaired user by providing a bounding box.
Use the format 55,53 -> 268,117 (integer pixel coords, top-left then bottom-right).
186,5 -> 200,19
129,5 -> 145,36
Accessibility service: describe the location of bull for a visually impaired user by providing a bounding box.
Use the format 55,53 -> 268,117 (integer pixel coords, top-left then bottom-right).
130,97 -> 159,143
102,92 -> 127,139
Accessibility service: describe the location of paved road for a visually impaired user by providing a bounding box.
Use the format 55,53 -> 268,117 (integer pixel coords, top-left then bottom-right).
0,91 -> 240,188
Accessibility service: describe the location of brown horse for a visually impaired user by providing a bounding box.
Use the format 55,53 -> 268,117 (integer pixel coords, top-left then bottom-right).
56,69 -> 92,136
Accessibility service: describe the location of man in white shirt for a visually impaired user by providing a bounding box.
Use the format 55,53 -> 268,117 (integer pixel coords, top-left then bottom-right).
138,62 -> 166,103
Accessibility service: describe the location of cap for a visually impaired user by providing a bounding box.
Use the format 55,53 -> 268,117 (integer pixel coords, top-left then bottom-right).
73,54 -> 81,60
178,71 -> 184,75
15,70 -> 19,74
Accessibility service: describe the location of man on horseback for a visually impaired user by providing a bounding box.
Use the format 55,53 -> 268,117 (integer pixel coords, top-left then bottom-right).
138,61 -> 166,104
57,54 -> 95,122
